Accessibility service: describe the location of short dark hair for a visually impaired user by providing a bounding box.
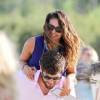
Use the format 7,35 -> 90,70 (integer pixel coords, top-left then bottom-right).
40,49 -> 66,75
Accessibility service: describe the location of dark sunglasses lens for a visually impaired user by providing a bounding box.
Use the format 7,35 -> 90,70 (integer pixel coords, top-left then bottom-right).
53,77 -> 61,80
47,24 -> 62,33
55,27 -> 62,33
47,24 -> 54,31
43,76 -> 51,80
43,75 -> 61,80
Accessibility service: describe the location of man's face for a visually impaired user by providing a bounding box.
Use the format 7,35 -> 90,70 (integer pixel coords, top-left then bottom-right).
41,71 -> 62,89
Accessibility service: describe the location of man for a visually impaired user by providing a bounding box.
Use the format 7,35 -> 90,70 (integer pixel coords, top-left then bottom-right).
17,49 -> 77,100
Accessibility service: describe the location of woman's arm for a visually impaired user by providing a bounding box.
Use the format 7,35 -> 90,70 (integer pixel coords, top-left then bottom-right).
59,73 -> 76,96
19,37 -> 36,80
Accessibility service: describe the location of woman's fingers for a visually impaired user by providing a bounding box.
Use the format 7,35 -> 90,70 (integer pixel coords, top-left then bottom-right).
59,77 -> 71,96
60,88 -> 71,96
23,66 -> 35,80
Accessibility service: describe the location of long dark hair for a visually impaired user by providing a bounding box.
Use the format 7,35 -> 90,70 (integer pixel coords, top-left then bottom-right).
43,10 -> 80,74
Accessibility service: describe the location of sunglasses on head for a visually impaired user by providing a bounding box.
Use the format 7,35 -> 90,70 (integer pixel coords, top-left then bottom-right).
47,24 -> 62,33
42,72 -> 62,81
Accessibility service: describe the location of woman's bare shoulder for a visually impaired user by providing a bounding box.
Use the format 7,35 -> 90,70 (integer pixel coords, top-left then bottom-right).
26,37 -> 35,45
23,36 -> 35,54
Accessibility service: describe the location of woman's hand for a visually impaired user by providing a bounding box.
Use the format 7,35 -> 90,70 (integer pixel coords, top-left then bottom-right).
22,65 -> 36,80
59,74 -> 75,96
59,77 -> 71,96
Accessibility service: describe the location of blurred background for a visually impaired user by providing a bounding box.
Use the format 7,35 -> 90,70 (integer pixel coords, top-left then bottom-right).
0,0 -> 100,57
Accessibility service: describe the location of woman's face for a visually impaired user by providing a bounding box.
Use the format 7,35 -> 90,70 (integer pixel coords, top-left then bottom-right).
47,18 -> 62,43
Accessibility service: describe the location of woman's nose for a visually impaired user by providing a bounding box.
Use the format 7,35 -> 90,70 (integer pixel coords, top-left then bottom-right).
52,29 -> 56,33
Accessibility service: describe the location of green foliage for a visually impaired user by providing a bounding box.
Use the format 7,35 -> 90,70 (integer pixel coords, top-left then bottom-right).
0,0 -> 100,57
0,0 -> 17,13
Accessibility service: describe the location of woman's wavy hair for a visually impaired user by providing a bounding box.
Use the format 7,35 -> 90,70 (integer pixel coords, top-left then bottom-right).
43,10 -> 80,74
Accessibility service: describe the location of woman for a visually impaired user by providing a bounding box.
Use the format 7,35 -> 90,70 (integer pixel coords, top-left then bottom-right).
20,10 -> 80,96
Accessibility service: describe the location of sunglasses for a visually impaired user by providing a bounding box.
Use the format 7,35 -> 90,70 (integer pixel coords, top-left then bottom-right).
42,72 -> 62,81
47,24 -> 63,33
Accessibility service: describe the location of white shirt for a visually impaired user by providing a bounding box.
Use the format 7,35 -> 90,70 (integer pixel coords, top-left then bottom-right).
16,70 -> 77,100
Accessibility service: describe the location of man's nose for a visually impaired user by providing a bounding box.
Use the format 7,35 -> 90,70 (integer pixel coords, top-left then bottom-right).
49,79 -> 54,84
